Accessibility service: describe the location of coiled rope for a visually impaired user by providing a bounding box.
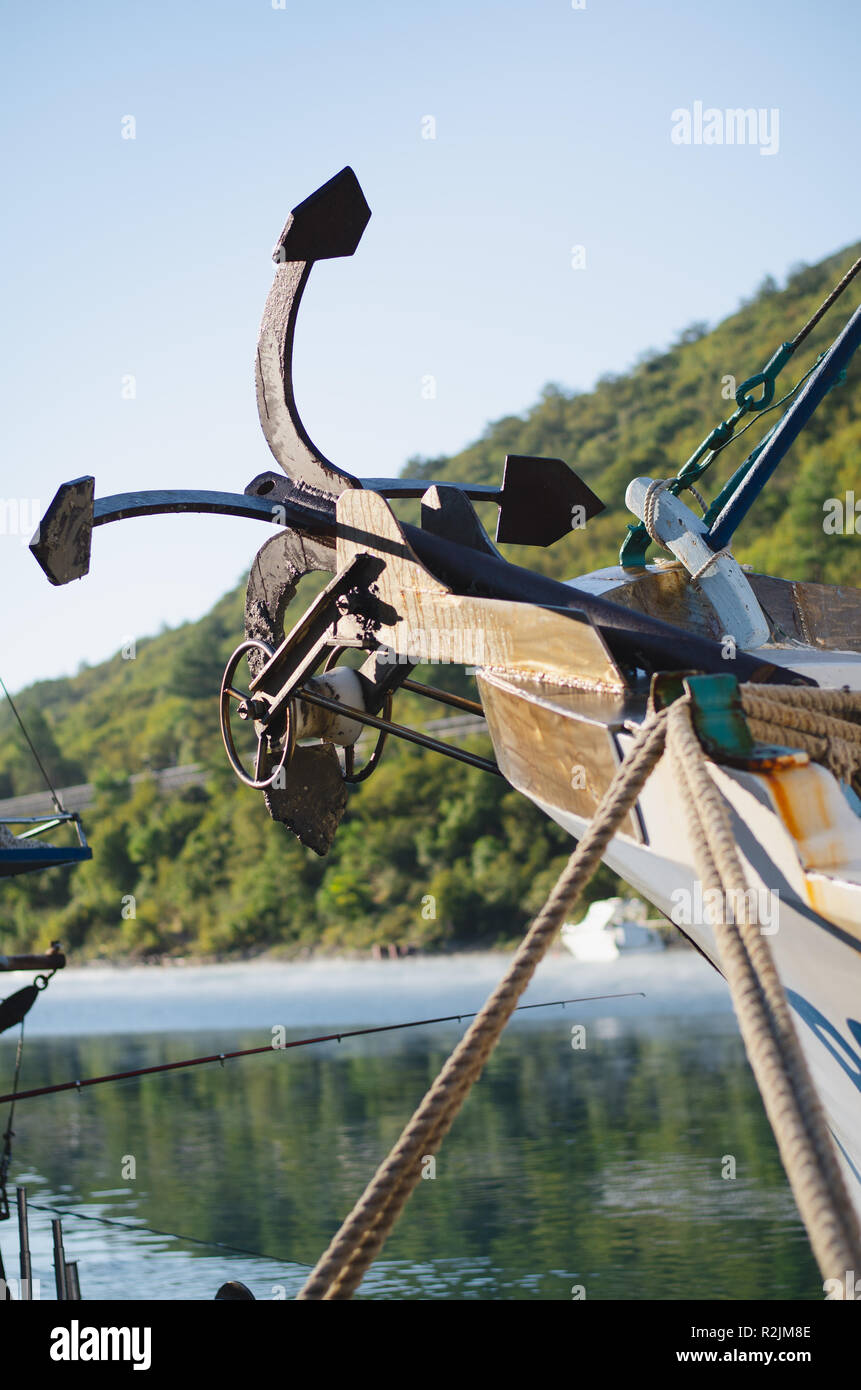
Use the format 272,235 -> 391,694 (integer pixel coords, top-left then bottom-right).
740,685 -> 861,787
298,687 -> 861,1300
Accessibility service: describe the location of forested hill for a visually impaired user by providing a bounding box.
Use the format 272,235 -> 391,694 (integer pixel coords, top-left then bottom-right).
411,242 -> 861,587
1,244 -> 859,959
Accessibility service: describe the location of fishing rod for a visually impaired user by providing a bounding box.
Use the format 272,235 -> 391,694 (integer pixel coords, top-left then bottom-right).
24,1198 -> 311,1270
0,992 -> 645,1104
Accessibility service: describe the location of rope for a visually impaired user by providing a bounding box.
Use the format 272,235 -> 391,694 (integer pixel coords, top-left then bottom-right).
642,482 -> 732,583
667,698 -> 861,1280
297,685 -> 861,1300
740,685 -> 861,786
688,546 -> 733,586
686,484 -> 708,514
642,479 -> 672,548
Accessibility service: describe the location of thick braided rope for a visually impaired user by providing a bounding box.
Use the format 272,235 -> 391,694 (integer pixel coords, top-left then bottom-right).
743,686 -> 861,720
296,710 -> 670,1300
740,687 -> 861,784
668,699 -> 861,1282
668,702 -> 844,1183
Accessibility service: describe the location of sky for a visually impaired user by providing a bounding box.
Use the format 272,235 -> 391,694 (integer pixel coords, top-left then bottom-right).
1,0 -> 859,694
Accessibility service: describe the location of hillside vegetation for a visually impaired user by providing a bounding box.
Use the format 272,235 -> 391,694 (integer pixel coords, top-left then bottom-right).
1,246 -> 859,958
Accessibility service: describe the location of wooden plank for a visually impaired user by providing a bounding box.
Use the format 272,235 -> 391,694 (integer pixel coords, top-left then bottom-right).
335,490 -> 626,687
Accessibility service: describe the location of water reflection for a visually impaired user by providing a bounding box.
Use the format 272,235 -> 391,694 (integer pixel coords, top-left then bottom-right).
1,1007 -> 819,1300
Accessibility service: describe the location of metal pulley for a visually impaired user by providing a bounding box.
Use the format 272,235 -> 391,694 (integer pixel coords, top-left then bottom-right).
216,622 -> 372,795
219,637 -> 370,790
218,567 -> 500,798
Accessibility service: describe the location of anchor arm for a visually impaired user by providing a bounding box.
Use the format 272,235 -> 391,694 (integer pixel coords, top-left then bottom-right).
31,167 -> 606,588
29,477 -> 337,587
255,166 -> 370,506
254,166 -> 604,542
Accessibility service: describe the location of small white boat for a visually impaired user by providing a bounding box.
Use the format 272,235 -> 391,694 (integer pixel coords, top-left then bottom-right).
561,897 -> 665,962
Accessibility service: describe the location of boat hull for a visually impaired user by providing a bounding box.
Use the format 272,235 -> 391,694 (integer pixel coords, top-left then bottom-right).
477,649 -> 861,1228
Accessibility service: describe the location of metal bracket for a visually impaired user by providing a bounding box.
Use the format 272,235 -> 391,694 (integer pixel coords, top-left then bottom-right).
650,672 -> 808,770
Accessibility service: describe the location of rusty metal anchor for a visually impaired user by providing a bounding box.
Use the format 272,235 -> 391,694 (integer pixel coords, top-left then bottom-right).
28,166 -> 612,849
30,170 -> 603,589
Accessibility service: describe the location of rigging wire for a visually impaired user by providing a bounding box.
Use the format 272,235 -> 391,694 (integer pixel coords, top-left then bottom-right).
0,992 -> 645,1105
0,674 -> 64,816
648,252 -> 861,530
790,253 -> 861,351
704,255 -> 861,471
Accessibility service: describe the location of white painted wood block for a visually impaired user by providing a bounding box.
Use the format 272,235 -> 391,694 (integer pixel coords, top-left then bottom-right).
625,478 -> 771,650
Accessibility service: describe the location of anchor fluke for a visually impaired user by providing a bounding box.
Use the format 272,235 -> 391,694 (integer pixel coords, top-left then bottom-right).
494,455 -> 605,547
272,166 -> 371,263
29,477 -> 95,586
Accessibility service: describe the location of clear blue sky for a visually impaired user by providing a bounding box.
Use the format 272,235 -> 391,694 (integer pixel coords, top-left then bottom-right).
2,0 -> 859,692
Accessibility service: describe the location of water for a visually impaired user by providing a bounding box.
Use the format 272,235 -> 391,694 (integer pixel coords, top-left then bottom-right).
0,951 -> 820,1300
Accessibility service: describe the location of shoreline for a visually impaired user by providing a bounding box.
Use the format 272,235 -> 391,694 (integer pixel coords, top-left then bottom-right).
4,948 -> 730,1039
22,928 -> 692,971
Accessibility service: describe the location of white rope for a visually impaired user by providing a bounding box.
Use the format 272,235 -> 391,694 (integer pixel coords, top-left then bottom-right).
688,545 -> 734,585
642,478 -> 672,547
686,484 -> 708,514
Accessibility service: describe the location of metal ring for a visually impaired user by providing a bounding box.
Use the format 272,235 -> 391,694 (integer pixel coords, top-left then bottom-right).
343,693 -> 393,783
220,639 -> 295,790
322,646 -> 392,784
322,644 -> 351,673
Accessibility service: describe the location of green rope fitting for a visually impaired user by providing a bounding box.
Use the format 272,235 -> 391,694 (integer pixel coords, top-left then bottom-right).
734,341 -> 794,412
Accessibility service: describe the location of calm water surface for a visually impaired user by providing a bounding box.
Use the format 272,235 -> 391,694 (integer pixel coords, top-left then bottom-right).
0,951 -> 819,1300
